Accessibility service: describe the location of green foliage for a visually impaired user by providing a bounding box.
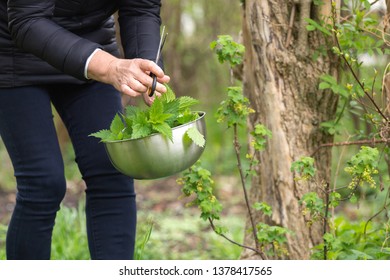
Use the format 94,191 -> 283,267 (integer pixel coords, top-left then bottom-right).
178,162 -> 223,222
185,126 -> 206,148
52,203 -> 172,260
319,74 -> 351,98
250,124 -> 272,151
344,146 -> 379,189
307,0 -> 390,137
256,222 -> 292,257
291,156 -> 317,180
136,211 -> 243,260
312,216 -> 390,260
51,203 -> 89,260
134,217 -> 154,260
0,223 -> 6,260
313,0 -> 324,5
90,85 -> 204,147
210,35 -> 245,67
216,86 -> 254,127
253,202 -> 272,217
299,192 -> 325,225
252,201 -> 292,257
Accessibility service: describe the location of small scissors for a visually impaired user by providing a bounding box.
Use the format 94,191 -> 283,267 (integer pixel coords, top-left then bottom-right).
147,26 -> 168,97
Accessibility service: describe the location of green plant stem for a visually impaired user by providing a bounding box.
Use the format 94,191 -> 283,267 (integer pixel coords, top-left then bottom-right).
331,2 -> 389,122
364,186 -> 390,235
232,124 -> 264,257
323,183 -> 330,260
208,218 -> 265,258
333,98 -> 348,127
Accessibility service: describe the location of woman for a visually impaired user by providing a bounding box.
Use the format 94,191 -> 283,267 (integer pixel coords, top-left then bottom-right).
0,0 -> 170,259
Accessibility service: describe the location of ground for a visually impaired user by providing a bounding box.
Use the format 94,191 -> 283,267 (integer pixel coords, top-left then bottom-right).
0,174 -> 247,259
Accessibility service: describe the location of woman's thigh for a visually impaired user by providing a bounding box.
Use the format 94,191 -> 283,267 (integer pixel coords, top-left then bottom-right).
0,86 -> 65,200
49,82 -> 129,185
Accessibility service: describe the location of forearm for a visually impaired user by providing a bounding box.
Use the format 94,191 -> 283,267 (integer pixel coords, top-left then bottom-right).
7,0 -> 102,80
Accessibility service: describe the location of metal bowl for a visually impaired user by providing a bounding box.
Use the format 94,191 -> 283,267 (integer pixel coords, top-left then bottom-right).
104,112 -> 206,179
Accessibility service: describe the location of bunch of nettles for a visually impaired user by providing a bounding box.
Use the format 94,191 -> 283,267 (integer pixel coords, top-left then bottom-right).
90,86 -> 205,147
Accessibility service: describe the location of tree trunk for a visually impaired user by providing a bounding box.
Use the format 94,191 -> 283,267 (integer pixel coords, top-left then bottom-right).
241,0 -> 340,259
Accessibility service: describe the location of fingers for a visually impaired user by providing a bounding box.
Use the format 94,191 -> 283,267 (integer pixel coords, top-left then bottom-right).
139,59 -> 165,78
112,58 -> 171,104
143,89 -> 163,106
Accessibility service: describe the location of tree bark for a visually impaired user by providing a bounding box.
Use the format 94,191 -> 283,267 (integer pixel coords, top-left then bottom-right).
241,0 -> 340,259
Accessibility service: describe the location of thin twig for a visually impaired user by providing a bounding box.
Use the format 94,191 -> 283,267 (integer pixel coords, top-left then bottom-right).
233,124 -> 262,254
208,218 -> 266,259
285,4 -> 296,48
364,187 -> 390,235
323,183 -> 330,260
331,2 -> 389,122
311,138 -> 389,156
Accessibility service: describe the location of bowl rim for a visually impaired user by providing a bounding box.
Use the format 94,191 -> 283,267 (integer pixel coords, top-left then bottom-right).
104,111 -> 206,144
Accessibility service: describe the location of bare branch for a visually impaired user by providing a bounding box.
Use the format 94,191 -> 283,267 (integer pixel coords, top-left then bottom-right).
296,0 -> 312,57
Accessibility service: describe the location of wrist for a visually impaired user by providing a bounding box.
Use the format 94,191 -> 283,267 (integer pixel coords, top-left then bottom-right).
84,49 -> 102,79
87,50 -> 118,83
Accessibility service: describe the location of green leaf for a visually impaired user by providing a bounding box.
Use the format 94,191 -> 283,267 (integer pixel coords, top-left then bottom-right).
152,122 -> 173,141
319,82 -> 330,90
304,18 -> 332,36
178,96 -> 199,112
90,84 -> 205,143
253,202 -> 272,216
161,83 -> 176,103
89,129 -> 112,142
186,127 -> 206,147
132,112 -> 152,139
110,114 -> 125,134
210,35 -> 245,67
149,97 -> 173,125
125,106 -> 141,118
163,99 -> 180,125
176,110 -> 199,125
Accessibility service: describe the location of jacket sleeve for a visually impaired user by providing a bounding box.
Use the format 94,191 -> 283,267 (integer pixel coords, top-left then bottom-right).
118,0 -> 163,67
7,0 -> 102,80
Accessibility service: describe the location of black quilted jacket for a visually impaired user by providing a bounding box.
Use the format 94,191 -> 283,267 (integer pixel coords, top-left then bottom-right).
0,0 -> 162,87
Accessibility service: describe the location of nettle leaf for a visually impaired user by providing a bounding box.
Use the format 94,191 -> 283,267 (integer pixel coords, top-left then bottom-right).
149,96 -> 164,117
90,84 -> 205,144
163,99 -> 180,126
149,97 -> 173,125
125,105 -> 141,118
110,114 -> 125,134
177,111 -> 199,125
161,83 -> 176,102
152,122 -> 172,140
178,96 -> 199,112
89,129 -> 112,142
132,111 -> 152,139
132,124 -> 152,139
186,127 -> 205,147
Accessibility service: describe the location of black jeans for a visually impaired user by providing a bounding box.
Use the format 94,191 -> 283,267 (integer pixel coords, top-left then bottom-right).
0,82 -> 136,259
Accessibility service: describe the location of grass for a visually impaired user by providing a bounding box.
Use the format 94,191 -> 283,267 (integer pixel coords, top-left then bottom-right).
0,223 -> 6,260
136,211 -> 243,260
51,202 -> 89,260
0,197 -> 244,260
0,141 -> 15,192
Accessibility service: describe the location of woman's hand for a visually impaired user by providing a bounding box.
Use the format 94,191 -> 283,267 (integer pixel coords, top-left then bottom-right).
87,50 -> 170,105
